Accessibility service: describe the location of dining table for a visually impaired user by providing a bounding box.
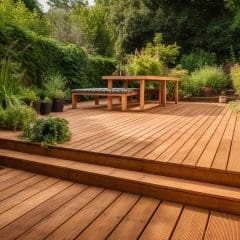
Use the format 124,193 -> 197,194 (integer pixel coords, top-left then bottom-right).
102,75 -> 180,111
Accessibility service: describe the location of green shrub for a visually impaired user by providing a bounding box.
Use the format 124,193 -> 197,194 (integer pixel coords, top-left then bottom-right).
168,68 -> 191,96
20,88 -> 38,105
0,57 -> 23,108
22,117 -> 71,146
44,72 -> 66,98
229,100 -> 240,112
87,56 -> 117,88
127,54 -> 163,76
230,64 -> 240,94
0,24 -> 116,89
189,66 -> 228,95
0,105 -> 36,130
180,50 -> 217,72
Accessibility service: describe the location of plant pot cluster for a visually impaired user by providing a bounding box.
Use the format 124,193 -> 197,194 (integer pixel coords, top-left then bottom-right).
31,98 -> 65,115
39,97 -> 65,115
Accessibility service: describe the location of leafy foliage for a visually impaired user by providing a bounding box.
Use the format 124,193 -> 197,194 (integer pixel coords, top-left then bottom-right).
230,64 -> 240,93
180,50 -> 217,72
104,0 -> 240,63
0,57 -> 23,108
229,100 -> 240,112
126,33 -> 179,76
20,88 -> 38,105
44,72 -> 66,98
0,105 -> 36,130
127,53 -> 163,76
47,0 -> 87,10
22,117 -> 71,146
0,24 -> 116,89
189,66 -> 228,95
0,0 -> 49,35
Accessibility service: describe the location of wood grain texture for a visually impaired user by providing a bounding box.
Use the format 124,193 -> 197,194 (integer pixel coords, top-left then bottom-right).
0,169 -> 240,240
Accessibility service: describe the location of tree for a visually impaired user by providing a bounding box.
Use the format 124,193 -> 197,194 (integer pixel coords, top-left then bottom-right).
0,0 -> 49,35
104,0 -> 240,62
47,0 -> 87,10
21,0 -> 42,13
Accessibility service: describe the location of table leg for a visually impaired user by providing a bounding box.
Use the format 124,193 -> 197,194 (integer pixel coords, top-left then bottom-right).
107,79 -> 113,110
72,94 -> 77,109
159,81 -> 162,106
121,95 -> 127,111
123,80 -> 128,89
161,80 -> 167,107
107,96 -> 112,110
140,79 -> 145,111
95,96 -> 99,105
175,81 -> 179,104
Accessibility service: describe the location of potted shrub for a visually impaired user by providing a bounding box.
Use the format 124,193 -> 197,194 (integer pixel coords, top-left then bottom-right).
40,97 -> 52,115
50,90 -> 65,112
219,90 -> 227,103
44,72 -> 66,112
20,89 -> 41,114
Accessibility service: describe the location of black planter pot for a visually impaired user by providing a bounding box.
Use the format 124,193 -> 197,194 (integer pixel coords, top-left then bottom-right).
51,98 -> 65,112
40,103 -> 52,115
32,100 -> 41,114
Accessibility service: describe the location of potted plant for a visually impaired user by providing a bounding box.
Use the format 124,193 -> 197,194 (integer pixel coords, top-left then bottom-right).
44,72 -> 66,112
50,90 -> 65,112
203,86 -> 212,97
20,89 -> 41,114
219,90 -> 227,103
40,97 -> 52,115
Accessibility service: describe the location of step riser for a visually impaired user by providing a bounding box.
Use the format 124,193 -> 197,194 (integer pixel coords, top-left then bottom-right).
0,138 -> 239,188
1,156 -> 240,216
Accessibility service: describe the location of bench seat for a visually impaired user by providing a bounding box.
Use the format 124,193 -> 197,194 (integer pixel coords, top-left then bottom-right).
72,88 -> 139,111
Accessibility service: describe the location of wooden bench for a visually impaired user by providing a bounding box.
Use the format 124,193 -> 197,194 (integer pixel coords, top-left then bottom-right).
72,88 -> 139,111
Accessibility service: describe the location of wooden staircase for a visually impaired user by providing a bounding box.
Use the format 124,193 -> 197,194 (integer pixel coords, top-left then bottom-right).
1,145 -> 240,216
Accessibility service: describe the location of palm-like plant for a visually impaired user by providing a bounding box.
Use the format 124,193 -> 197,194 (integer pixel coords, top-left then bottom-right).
0,57 -> 23,108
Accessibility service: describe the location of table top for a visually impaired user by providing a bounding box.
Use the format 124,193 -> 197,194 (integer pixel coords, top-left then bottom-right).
102,75 -> 180,81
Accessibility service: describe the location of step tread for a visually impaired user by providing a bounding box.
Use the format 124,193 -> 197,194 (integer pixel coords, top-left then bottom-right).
1,149 -> 240,202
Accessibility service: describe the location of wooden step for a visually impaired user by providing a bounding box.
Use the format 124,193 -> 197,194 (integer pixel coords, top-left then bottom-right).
1,149 -> 240,215
0,138 -> 240,188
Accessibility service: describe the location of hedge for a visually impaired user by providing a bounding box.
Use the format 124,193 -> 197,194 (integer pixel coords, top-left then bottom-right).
0,23 -> 116,89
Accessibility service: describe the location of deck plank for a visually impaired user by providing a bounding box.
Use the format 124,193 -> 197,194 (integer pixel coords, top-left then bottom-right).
77,193 -> 139,240
227,115 -> 240,172
139,201 -> 183,240
45,190 -> 120,240
171,206 -> 209,240
0,169 -> 239,240
0,183 -> 86,240
0,180 -> 71,230
204,212 -> 240,240
107,197 -> 159,240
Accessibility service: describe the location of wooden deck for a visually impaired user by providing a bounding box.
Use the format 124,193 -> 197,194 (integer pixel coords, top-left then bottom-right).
0,101 -> 239,186
60,101 -> 239,173
0,167 -> 240,240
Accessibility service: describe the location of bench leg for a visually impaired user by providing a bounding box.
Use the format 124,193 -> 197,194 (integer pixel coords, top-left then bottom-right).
95,96 -> 99,105
175,81 -> 179,104
107,96 -> 112,110
121,95 -> 127,111
161,81 -> 167,107
72,94 -> 77,109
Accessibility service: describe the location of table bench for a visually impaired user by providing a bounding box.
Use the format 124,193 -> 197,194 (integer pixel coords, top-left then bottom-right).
72,88 -> 139,111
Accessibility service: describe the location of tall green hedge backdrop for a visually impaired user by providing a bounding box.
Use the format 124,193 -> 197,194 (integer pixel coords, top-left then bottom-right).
0,24 -> 116,89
